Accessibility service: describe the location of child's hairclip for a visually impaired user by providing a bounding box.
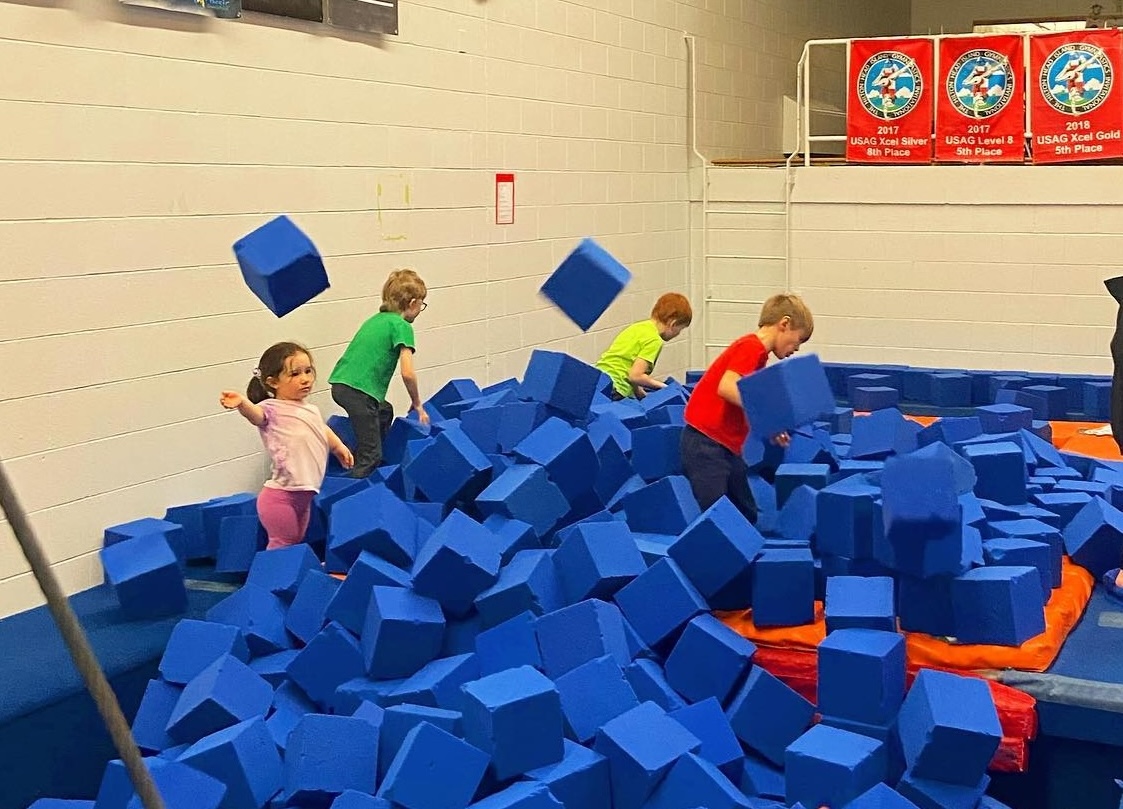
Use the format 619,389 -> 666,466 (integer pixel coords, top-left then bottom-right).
252,368 -> 262,379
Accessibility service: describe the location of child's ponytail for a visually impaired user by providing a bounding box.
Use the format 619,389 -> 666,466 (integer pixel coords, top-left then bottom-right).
246,371 -> 271,404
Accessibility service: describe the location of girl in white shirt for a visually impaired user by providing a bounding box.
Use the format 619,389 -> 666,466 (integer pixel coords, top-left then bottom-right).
220,342 -> 353,549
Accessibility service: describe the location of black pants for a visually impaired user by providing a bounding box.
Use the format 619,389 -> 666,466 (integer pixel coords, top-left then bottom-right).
331,383 -> 394,478
680,425 -> 758,524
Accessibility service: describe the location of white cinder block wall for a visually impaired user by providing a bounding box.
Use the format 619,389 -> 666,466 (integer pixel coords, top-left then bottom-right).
0,0 -> 910,617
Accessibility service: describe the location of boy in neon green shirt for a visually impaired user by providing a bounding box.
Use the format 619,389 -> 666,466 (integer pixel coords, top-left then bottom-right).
596,293 -> 693,400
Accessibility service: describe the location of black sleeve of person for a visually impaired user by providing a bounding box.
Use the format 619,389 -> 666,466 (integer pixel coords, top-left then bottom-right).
1105,276 -> 1123,454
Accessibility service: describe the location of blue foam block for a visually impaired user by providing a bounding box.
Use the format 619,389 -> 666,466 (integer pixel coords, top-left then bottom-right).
983,538 -> 1055,602
975,403 -> 1033,434
843,783 -> 921,808
848,374 -> 893,401
896,574 -> 955,636
641,752 -> 750,809
96,757 -> 226,809
663,613 -> 757,705
554,655 -> 640,743
850,409 -> 908,460
614,557 -> 709,649
817,629 -> 905,725
773,463 -> 831,509
404,428 -> 493,506
286,621 -> 364,708
962,441 -> 1029,506
411,509 -> 501,617
284,714 -> 379,805
620,475 -> 701,534
475,611 -> 542,675
816,477 -> 879,560
928,373 -> 971,407
727,666 -> 814,766
285,568 -> 342,645
474,549 -> 565,628
897,770 -> 989,809
379,719 -> 489,809
897,668 -> 1001,787
159,619 -> 250,686
1084,380 -> 1113,420
477,463 -> 571,538
233,215 -> 329,317
200,493 -> 259,561
327,485 -> 418,571
950,566 -> 1046,646
539,238 -> 632,331
525,739 -> 611,809
464,781 -> 564,809
668,497 -> 764,610
751,549 -> 814,627
535,599 -> 631,678
361,586 -> 446,679
166,654 -> 273,745
917,417 -> 982,448
625,659 -> 687,712
513,417 -> 598,502
266,681 -> 315,750
553,521 -> 646,603
205,584 -> 291,657
774,485 -> 817,545
1032,491 -> 1093,529
1063,496 -> 1123,577
784,724 -> 887,809
520,350 -> 603,420
324,550 -> 410,636
461,665 -> 564,779
631,424 -> 685,481
738,355 -> 835,439
132,679 -> 183,753
177,717 -> 282,809
216,516 -> 267,574
853,386 -> 900,411
378,704 -> 463,781
249,649 -> 298,688
878,451 -> 966,578
592,701 -> 702,809
99,535 -> 187,621
738,750 -> 785,799
331,792 -> 391,809
104,517 -> 187,565
246,543 -> 320,601
825,576 -> 896,633
669,697 -> 745,782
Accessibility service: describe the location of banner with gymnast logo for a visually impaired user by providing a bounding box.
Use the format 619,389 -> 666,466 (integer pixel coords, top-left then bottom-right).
1030,28 -> 1123,163
847,38 -> 934,163
935,35 -> 1025,162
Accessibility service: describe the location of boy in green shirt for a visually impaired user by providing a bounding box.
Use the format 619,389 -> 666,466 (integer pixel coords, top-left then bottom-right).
330,269 -> 429,478
595,293 -> 693,400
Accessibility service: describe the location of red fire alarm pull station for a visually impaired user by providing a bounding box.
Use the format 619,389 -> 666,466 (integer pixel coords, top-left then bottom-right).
495,173 -> 515,225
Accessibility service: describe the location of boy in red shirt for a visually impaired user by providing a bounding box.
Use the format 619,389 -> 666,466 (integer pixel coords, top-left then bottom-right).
681,293 -> 814,523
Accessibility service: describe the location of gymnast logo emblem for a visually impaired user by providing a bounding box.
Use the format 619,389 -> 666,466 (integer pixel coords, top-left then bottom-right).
948,50 -> 1014,118
1040,43 -> 1113,115
858,51 -> 923,119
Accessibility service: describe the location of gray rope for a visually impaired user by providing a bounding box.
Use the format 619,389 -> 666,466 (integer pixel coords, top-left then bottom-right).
0,458 -> 165,809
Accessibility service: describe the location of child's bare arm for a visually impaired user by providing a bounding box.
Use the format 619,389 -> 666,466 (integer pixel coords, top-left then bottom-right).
220,391 -> 266,426
716,371 -> 743,407
398,346 -> 430,425
326,426 -> 355,469
626,358 -> 667,393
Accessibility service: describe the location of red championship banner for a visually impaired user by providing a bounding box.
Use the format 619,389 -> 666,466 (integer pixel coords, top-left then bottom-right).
1030,28 -> 1123,163
847,38 -> 934,163
935,35 -> 1025,162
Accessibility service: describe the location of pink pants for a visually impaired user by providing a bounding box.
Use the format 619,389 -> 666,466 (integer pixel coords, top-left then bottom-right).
257,487 -> 316,550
